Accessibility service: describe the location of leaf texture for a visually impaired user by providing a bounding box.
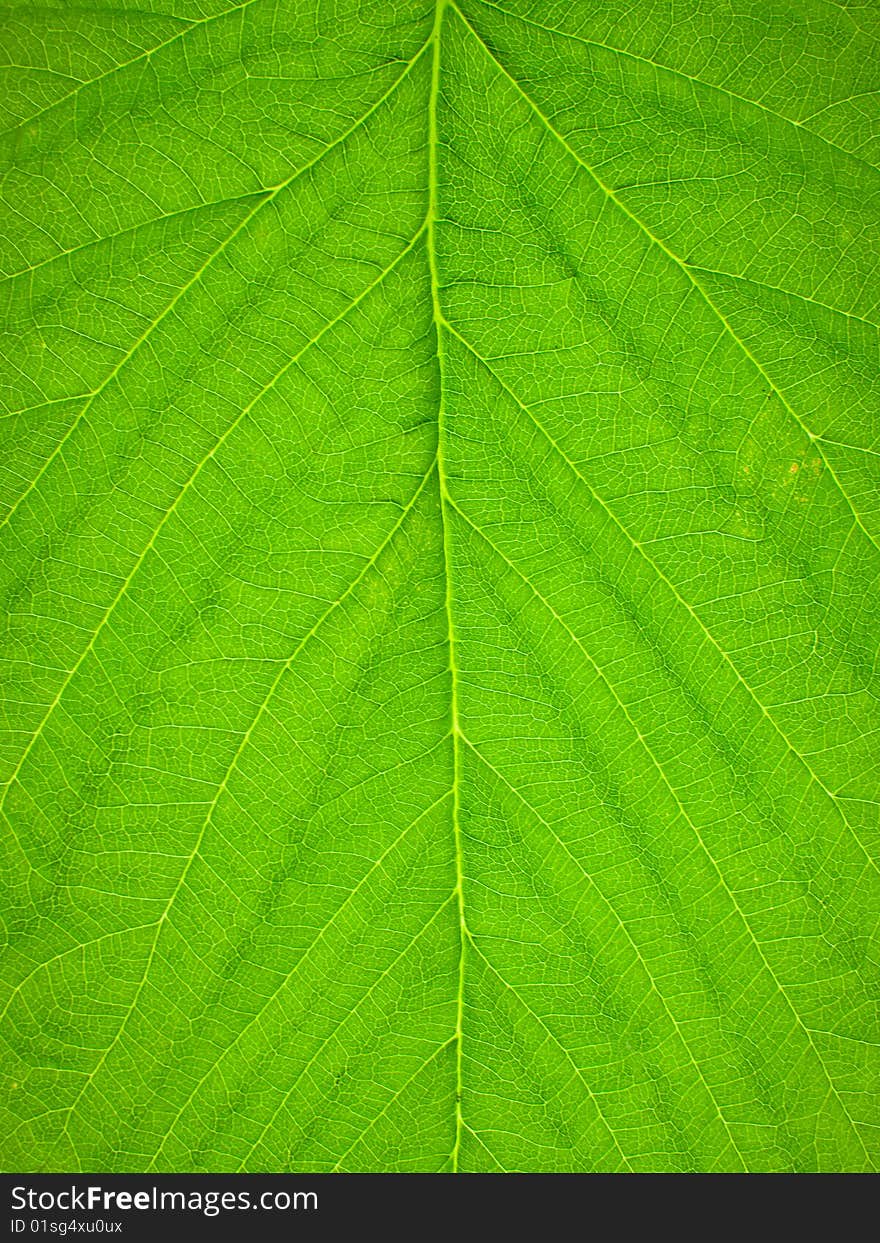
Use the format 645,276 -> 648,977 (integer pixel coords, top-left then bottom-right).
1,0 -> 879,1173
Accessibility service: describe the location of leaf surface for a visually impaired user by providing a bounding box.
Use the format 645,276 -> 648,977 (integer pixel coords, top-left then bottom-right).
1,0 -> 879,1173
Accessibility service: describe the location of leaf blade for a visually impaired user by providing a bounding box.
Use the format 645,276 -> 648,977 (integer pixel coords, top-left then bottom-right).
1,0 -> 878,1172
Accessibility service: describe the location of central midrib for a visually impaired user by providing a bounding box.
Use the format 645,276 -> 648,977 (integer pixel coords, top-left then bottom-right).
427,0 -> 468,1174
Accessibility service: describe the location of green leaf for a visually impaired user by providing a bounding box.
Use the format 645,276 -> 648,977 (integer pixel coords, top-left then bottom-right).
1,0 -> 878,1173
